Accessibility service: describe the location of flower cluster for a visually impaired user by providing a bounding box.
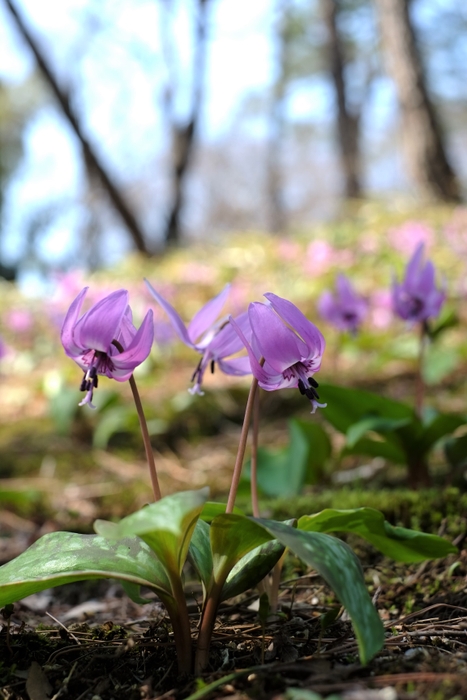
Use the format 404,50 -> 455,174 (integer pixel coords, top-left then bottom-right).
61,283 -> 326,411
59,241 -> 445,410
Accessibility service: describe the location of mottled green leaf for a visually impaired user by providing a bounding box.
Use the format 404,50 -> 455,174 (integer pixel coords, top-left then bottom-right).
94,488 -> 209,578
0,532 -> 172,607
254,518 -> 385,665
298,508 -> 457,562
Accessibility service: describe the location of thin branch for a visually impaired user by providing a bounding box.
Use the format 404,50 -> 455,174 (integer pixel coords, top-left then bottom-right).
4,0 -> 150,255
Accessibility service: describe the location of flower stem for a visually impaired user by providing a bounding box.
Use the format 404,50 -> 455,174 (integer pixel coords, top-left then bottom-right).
129,375 -> 162,502
415,321 -> 428,419
226,376 -> 259,514
250,388 -> 261,518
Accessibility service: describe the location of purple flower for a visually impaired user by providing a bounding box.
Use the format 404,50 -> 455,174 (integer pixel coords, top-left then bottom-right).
144,280 -> 252,394
61,288 -> 154,408
230,292 -> 326,412
392,243 -> 445,324
318,274 -> 368,334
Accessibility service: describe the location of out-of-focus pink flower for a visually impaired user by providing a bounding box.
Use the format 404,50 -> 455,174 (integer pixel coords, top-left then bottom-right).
388,221 -> 434,255
5,310 -> 33,333
318,274 -> 368,334
278,240 -> 301,261
370,290 -> 393,330
392,243 -> 445,324
304,240 -> 335,275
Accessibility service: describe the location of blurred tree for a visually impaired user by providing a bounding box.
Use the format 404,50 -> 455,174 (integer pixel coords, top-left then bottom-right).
374,0 -> 461,202
4,0 -> 150,255
266,0 -> 378,223
160,0 -> 211,245
320,0 -> 372,199
0,77 -> 44,280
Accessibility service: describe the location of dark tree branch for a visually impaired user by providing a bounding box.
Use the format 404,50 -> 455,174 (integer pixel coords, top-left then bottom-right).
4,0 -> 150,254
321,0 -> 362,199
162,0 -> 210,246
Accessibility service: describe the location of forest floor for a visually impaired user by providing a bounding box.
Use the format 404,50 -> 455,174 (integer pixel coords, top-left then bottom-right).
1,485 -> 466,700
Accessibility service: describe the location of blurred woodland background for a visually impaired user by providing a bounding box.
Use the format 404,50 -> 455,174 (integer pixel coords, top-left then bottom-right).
0,0 -> 466,287
1,0 -> 467,525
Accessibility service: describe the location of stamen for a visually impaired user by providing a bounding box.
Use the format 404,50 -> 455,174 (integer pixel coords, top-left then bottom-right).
191,358 -> 202,383
210,360 -> 215,374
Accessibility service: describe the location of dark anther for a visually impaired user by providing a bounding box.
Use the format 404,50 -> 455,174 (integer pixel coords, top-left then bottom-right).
308,377 -> 319,388
298,378 -> 320,402
93,375 -> 98,388
80,375 -> 87,392
210,360 -> 215,374
88,365 -> 97,379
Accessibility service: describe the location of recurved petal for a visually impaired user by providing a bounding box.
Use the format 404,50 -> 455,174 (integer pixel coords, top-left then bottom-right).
111,309 -> 154,372
73,289 -> 129,352
229,314 -> 270,384
61,287 -> 89,357
187,284 -> 230,346
263,292 -> 326,356
208,311 -> 250,357
249,302 -> 308,372
218,356 -> 252,376
144,279 -> 193,347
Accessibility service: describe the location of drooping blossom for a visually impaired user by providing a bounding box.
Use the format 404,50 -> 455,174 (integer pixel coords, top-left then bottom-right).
61,288 -> 154,408
144,280 -> 251,394
230,292 -> 326,413
392,243 -> 445,324
318,274 -> 367,334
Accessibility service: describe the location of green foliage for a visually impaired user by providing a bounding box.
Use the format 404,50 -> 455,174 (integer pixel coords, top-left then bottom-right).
298,508 -> 457,562
0,486 -> 458,671
243,419 -> 331,497
320,383 -> 466,479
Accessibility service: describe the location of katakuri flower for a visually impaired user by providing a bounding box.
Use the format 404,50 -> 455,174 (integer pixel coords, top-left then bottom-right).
144,280 -> 252,394
392,243 -> 445,324
318,273 -> 368,334
61,288 -> 154,408
230,292 -> 326,412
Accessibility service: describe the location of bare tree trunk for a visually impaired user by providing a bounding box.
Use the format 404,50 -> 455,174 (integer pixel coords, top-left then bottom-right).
321,0 -> 362,199
4,0 -> 150,255
374,0 -> 461,202
162,0 -> 210,246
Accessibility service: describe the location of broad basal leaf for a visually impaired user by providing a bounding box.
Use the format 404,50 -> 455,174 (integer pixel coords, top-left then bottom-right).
254,518 -> 385,665
94,487 -> 209,578
209,514 -> 273,585
0,532 -> 172,607
298,508 -> 457,563
221,539 -> 286,601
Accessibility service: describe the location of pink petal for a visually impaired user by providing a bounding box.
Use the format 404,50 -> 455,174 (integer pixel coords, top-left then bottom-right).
264,293 -> 325,356
74,290 -> 129,352
61,287 -> 89,357
145,279 -> 193,347
249,303 -> 306,372
187,284 -> 230,346
111,310 -> 154,372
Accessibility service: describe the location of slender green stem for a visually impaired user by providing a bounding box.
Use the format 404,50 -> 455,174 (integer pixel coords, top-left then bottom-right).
128,375 -> 162,502
112,339 -> 161,500
226,376 -> 259,514
415,321 -> 428,419
250,388 -> 261,518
